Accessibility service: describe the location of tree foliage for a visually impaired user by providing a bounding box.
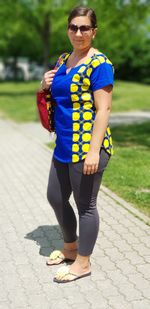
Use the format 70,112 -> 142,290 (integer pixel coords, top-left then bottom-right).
0,0 -> 149,82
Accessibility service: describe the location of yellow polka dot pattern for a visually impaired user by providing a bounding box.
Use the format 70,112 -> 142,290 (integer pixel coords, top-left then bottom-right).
67,52 -> 114,162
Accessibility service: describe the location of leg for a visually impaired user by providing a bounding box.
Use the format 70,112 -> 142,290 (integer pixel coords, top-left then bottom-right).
69,148 -> 110,256
53,149 -> 110,281
47,155 -> 78,263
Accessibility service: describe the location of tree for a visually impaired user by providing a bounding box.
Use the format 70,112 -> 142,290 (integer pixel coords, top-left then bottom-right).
0,0 -> 149,82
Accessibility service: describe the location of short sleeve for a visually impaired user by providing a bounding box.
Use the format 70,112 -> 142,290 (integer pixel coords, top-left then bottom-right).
90,62 -> 114,91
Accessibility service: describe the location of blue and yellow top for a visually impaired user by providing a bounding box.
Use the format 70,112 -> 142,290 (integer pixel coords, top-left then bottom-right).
51,51 -> 114,163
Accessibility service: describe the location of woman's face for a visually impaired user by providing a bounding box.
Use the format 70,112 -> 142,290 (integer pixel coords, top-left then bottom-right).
67,16 -> 97,50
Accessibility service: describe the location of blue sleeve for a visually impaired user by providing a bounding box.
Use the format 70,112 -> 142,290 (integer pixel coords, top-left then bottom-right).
90,62 -> 114,91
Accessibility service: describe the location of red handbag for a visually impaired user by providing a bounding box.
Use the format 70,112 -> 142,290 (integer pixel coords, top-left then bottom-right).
36,53 -> 69,132
36,89 -> 56,132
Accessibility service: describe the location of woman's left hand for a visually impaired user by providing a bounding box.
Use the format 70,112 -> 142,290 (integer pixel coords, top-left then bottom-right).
83,150 -> 100,175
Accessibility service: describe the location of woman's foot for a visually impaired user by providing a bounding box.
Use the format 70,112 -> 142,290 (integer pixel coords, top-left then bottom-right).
46,248 -> 77,266
53,254 -> 91,282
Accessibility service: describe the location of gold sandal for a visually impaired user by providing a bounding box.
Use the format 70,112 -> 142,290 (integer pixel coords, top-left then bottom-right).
46,250 -> 76,266
53,265 -> 91,283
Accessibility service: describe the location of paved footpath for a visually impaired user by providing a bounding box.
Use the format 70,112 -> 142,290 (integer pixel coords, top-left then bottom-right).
0,118 -> 150,309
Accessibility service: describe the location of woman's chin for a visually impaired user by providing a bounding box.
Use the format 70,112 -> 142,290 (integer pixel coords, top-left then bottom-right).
72,43 -> 87,50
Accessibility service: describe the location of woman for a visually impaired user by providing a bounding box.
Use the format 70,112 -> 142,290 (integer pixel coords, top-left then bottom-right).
41,6 -> 114,283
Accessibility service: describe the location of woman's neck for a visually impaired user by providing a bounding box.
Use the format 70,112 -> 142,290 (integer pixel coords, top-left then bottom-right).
72,46 -> 95,59
66,46 -> 98,71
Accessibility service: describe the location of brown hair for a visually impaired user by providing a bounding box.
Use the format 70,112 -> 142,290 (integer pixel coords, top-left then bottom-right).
68,6 -> 97,28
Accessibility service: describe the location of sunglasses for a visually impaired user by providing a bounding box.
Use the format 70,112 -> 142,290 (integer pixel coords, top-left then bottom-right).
68,24 -> 93,34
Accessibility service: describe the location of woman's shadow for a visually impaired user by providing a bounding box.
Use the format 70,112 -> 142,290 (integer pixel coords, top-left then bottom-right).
24,225 -> 64,257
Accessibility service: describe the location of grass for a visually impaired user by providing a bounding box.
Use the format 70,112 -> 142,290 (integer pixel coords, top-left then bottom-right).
112,80 -> 150,112
0,81 -> 150,217
0,81 -> 39,122
103,122 -> 150,217
0,80 -> 150,122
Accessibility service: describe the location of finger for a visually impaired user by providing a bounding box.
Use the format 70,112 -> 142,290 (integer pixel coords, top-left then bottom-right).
86,165 -> 92,175
90,165 -> 97,174
47,69 -> 57,73
45,73 -> 54,78
45,77 -> 54,84
93,164 -> 99,173
83,163 -> 88,174
45,76 -> 55,84
83,163 -> 89,174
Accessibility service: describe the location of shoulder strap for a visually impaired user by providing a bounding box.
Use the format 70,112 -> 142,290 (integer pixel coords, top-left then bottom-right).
54,52 -> 70,69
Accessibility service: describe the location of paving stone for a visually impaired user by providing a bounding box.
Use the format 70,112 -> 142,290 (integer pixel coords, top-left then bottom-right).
121,232 -> 141,244
50,299 -> 73,309
143,255 -> 150,264
131,243 -> 150,256
8,289 -> 29,308
112,239 -> 132,252
86,291 -> 108,307
106,269 -> 128,285
108,295 -> 133,309
97,237 -> 114,249
128,273 -> 150,290
0,285 -> 9,302
103,247 -> 125,262
131,299 -> 150,309
123,251 -> 146,265
67,293 -> 86,305
90,268 -> 106,281
2,274 -> 22,291
118,283 -> 143,301
99,256 -> 116,271
72,303 -> 91,309
141,288 -> 150,300
111,224 -> 129,235
42,283 -> 65,300
26,294 -> 51,309
0,303 -> 10,309
92,246 -> 105,257
136,264 -> 150,279
103,230 -> 122,241
101,285 -> 119,297
139,236 -> 150,248
90,301 -> 109,309
118,217 -> 136,227
128,226 -> 148,237
117,259 -> 137,275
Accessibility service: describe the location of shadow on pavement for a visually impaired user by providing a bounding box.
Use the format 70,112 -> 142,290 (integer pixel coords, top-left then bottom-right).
25,225 -> 64,257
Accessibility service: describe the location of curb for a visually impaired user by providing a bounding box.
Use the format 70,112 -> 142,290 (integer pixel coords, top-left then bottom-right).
101,185 -> 150,226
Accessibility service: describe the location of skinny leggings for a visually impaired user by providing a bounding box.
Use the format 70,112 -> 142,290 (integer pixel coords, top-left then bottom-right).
47,148 -> 110,256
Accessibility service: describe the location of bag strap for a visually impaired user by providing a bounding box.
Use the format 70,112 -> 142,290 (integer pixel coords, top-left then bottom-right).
54,52 -> 70,69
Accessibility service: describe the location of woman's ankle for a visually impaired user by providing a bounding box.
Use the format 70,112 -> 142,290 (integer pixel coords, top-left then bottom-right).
63,241 -> 78,251
75,254 -> 91,267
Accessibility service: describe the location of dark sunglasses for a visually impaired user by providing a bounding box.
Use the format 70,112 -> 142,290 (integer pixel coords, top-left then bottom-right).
68,24 -> 93,33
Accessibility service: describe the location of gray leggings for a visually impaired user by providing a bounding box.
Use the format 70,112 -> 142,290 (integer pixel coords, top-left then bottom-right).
47,148 -> 110,256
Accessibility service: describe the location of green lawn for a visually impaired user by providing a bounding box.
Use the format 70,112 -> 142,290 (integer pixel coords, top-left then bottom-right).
112,80 -> 150,112
0,80 -> 150,122
0,81 -> 39,122
0,81 -> 150,217
103,122 -> 150,217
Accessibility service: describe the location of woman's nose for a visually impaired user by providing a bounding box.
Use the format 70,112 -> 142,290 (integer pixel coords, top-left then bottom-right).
76,29 -> 82,36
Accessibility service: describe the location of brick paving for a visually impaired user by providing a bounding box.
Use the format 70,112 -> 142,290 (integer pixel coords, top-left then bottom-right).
0,118 -> 150,309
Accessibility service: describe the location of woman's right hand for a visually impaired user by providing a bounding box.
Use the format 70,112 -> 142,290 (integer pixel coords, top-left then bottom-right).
41,69 -> 57,90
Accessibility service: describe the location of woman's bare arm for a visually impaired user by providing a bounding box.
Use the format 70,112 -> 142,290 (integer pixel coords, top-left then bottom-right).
83,85 -> 113,175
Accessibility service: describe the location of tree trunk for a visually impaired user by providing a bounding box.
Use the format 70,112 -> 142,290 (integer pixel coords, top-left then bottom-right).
12,56 -> 18,80
42,12 -> 51,71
